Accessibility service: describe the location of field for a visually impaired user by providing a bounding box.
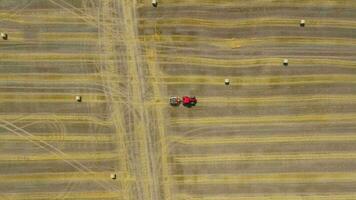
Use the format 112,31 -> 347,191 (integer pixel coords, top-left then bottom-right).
0,0 -> 356,199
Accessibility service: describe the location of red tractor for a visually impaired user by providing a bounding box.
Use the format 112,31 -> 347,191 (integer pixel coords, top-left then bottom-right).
170,96 -> 197,107
182,96 -> 197,107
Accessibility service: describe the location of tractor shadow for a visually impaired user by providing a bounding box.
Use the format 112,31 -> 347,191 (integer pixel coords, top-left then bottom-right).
183,103 -> 197,108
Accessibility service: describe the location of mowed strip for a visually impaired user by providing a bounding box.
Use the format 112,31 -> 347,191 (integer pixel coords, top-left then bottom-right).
173,172 -> 356,185
0,172 -> 114,182
198,95 -> 356,105
0,91 -> 164,104
171,113 -> 356,126
13,73 -> 353,87
176,193 -> 356,200
2,192 -> 120,200
140,18 -> 356,29
0,11 -> 92,24
0,92 -> 106,102
169,134 -> 356,145
0,53 -> 100,62
0,152 -> 117,162
2,17 -> 90,25
2,32 -> 98,43
0,114 -> 111,125
157,56 -> 356,69
0,73 -> 104,84
0,134 -> 113,143
172,152 -> 356,163
162,74 -> 356,86
139,0 -> 356,8
142,35 -> 356,49
39,32 -> 98,42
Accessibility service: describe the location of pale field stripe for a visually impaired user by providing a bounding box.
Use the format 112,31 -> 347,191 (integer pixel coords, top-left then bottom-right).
140,18 -> 356,29
2,18 -> 89,25
0,152 -> 117,161
0,114 -> 112,126
0,53 -> 100,61
173,172 -> 356,184
169,134 -> 356,145
176,193 -> 356,200
0,93 -> 159,105
0,12 -> 91,20
0,32 -> 97,42
2,192 -> 120,200
4,73 -> 355,86
173,152 -> 356,163
198,95 -> 356,104
0,11 -> 93,25
0,134 -> 113,143
0,73 -> 101,83
142,35 -> 356,49
171,113 -> 356,125
0,92 -> 106,102
39,32 -> 98,42
0,171 -> 111,182
142,35 -> 356,45
138,0 -> 356,8
162,74 -> 356,86
157,56 -> 356,69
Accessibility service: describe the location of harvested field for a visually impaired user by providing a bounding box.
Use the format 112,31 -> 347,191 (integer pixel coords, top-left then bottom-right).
0,0 -> 355,199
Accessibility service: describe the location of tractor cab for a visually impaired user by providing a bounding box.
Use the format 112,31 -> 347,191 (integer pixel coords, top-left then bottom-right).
182,96 -> 197,107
